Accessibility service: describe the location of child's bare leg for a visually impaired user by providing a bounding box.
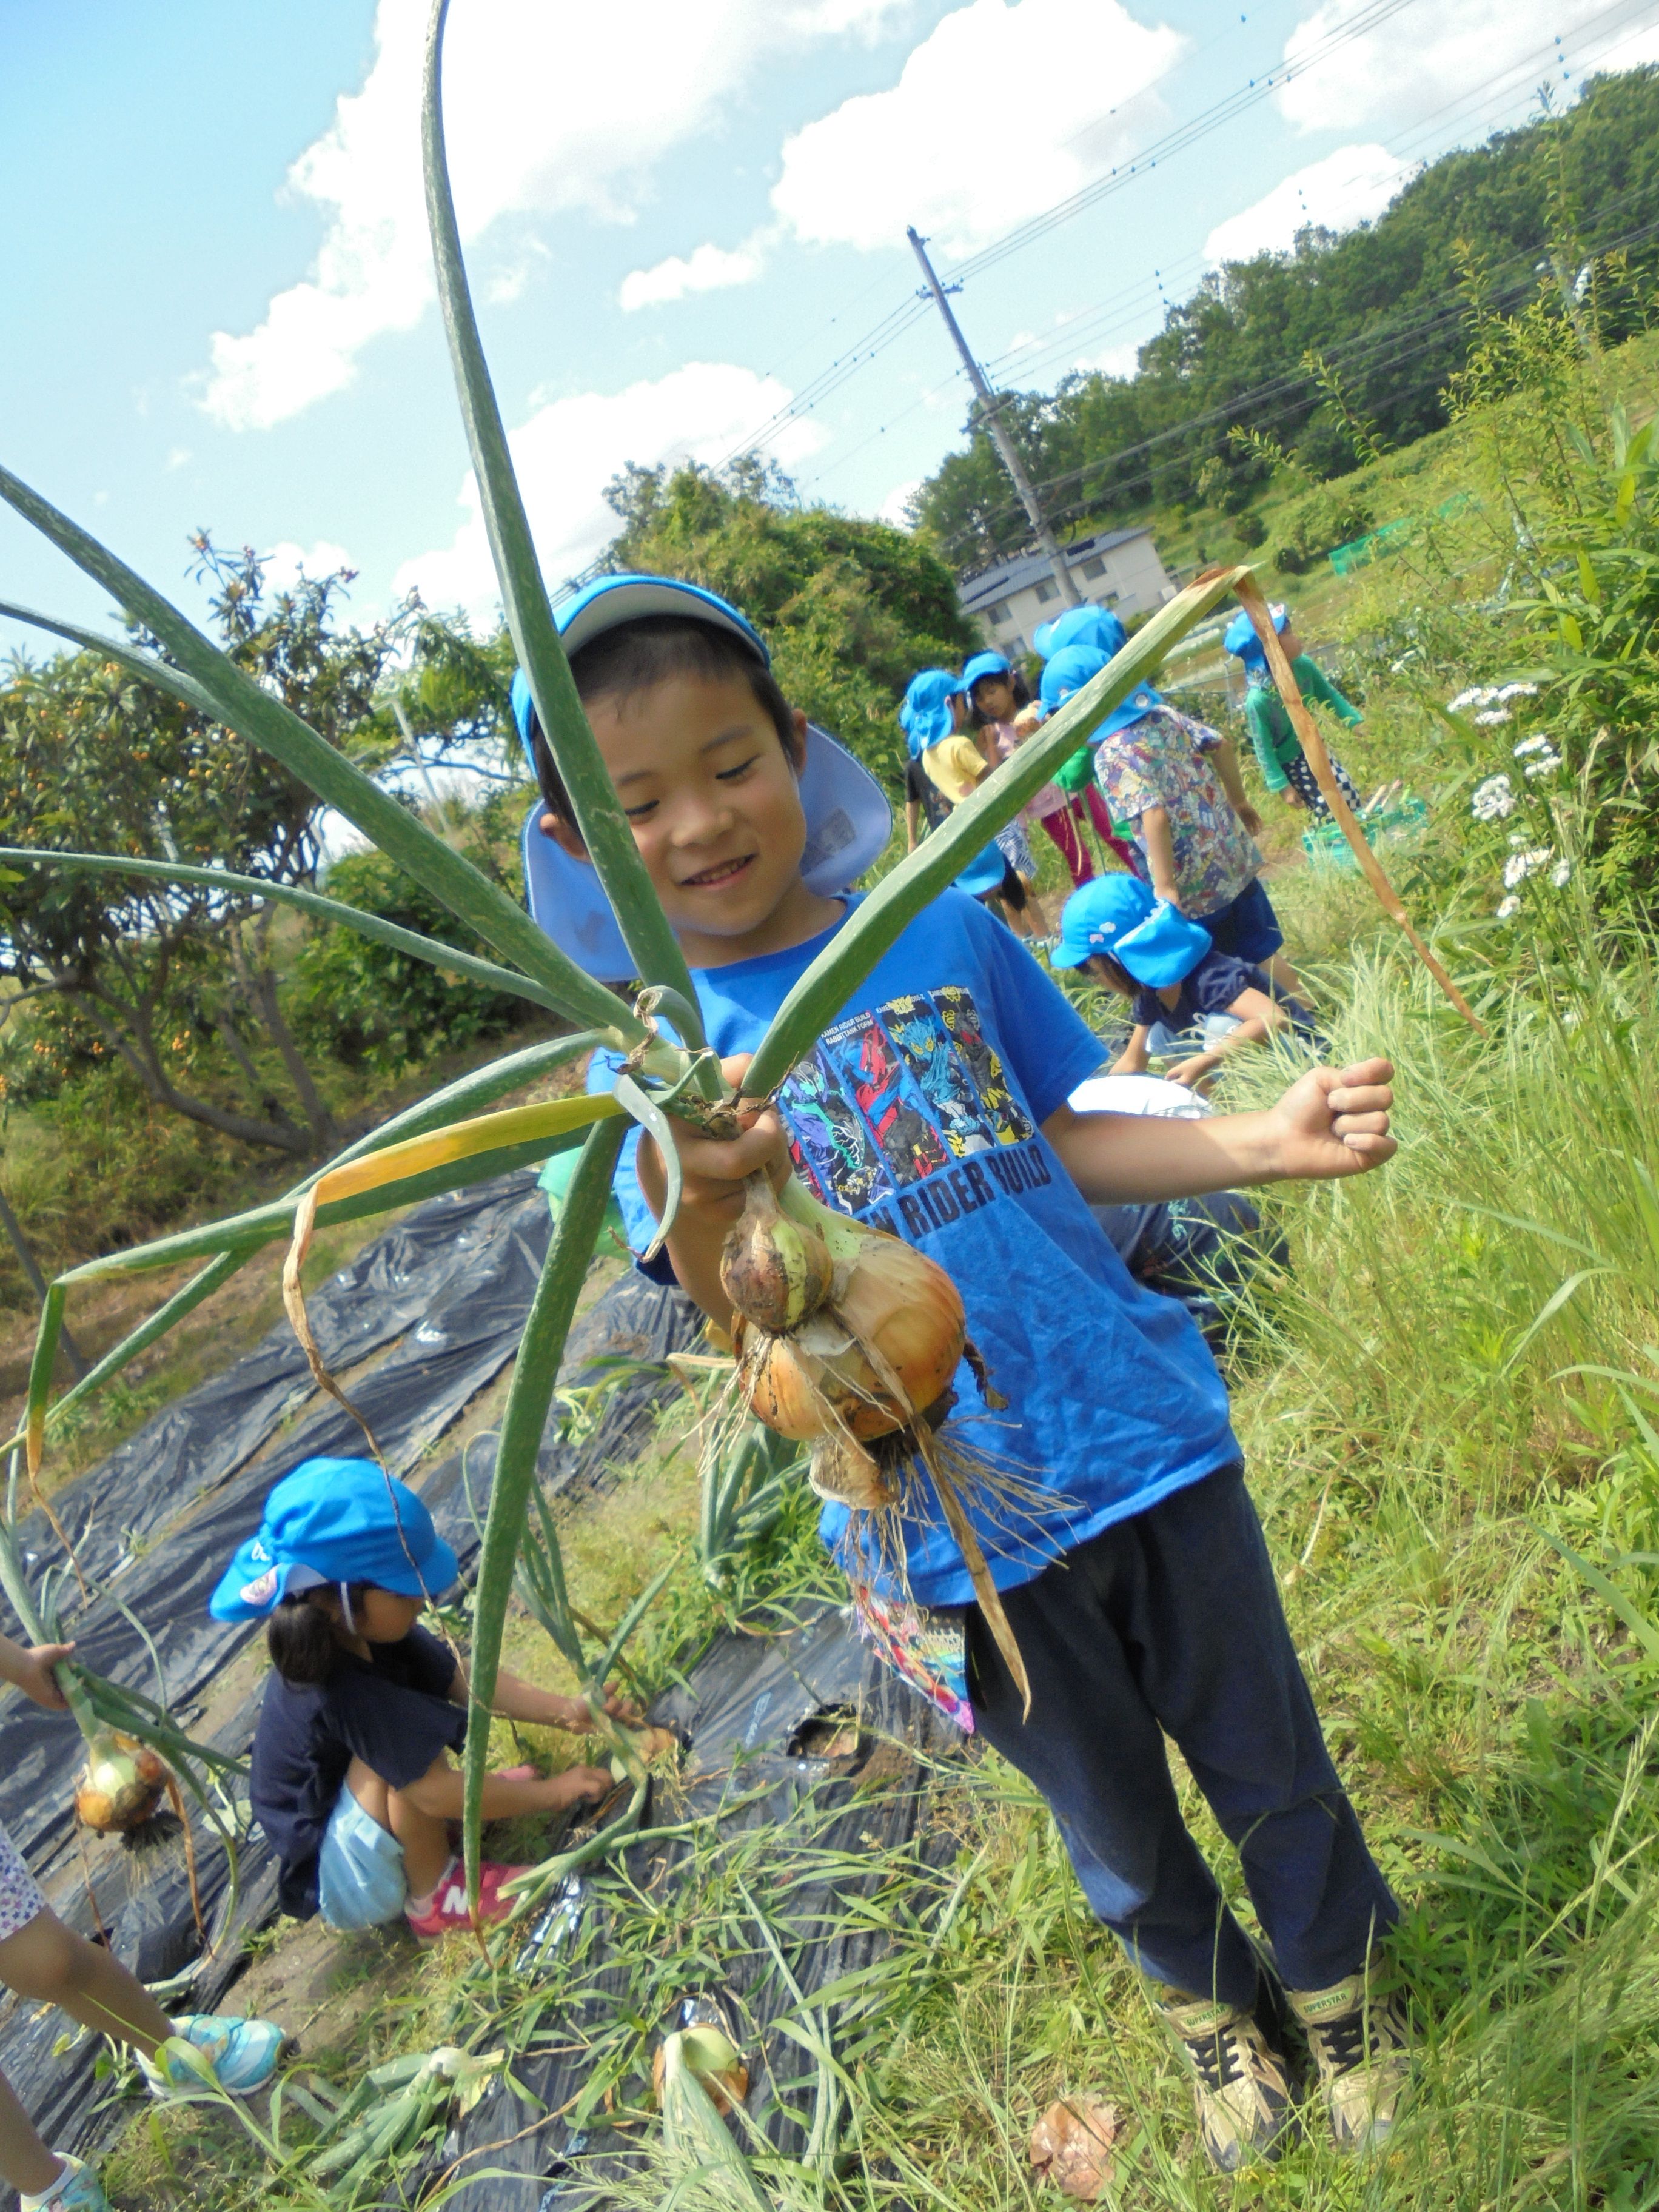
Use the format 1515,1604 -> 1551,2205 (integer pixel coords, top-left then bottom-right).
346,1758 -> 449,1899
0,2066 -> 61,2197
0,1908 -> 172,2056
1265,950 -> 1306,1001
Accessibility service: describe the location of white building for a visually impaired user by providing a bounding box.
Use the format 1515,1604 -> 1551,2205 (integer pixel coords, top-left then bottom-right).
957,526 -> 1176,658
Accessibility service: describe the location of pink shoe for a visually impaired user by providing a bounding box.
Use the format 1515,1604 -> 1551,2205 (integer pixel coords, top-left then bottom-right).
404,1860 -> 528,1942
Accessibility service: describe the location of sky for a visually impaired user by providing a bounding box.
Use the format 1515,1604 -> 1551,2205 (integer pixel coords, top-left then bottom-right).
5,0 -> 1659,659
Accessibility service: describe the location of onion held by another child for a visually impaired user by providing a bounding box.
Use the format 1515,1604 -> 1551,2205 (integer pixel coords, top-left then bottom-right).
75,1731 -> 169,1834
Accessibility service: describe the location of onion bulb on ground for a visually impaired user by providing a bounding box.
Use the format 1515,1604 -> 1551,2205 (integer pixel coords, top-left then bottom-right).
652,2022 -> 749,2116
75,1731 -> 169,1833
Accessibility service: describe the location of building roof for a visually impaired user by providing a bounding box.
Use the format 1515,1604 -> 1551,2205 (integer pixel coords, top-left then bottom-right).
957,525 -> 1152,612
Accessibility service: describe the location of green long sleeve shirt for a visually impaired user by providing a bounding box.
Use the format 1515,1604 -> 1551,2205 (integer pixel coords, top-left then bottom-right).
1242,655 -> 1362,791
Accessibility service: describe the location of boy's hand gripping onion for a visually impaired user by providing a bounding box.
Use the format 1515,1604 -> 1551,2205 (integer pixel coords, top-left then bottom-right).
719,1170 -> 1032,1711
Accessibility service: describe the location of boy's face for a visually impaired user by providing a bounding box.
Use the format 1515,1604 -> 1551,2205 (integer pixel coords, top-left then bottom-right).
1278,622 -> 1301,659
1084,953 -> 1133,997
545,668 -> 826,962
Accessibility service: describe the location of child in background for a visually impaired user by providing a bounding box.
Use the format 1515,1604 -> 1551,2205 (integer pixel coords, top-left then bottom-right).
900,669 -> 1044,939
1050,874 -> 1318,1090
214,1460 -> 622,1943
525,572 -> 1410,2173
1040,645 -> 1305,1004
965,649 -> 1104,890
1224,605 -> 1364,818
0,1635 -> 284,2212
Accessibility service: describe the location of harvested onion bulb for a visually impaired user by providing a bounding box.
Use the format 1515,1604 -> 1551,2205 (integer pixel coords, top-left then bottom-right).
75,1732 -> 168,1834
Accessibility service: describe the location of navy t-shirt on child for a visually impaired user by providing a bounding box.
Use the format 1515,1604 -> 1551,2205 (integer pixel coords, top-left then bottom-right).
1130,949 -> 1320,1045
252,1621 -> 465,1919
592,889 -> 1242,1607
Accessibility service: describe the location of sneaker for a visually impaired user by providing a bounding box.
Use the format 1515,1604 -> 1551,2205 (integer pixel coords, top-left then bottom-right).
139,2013 -> 286,2100
19,2156 -> 110,2212
1289,1971 -> 1411,2151
404,1858 -> 529,1942
1150,1985 -> 1298,2173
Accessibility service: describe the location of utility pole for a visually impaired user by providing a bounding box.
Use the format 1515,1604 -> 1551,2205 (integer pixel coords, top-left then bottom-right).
907,225 -> 1081,608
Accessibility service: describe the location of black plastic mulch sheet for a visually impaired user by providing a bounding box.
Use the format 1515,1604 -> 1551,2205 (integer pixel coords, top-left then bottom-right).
0,1183 -> 703,2202
433,1606 -> 967,2211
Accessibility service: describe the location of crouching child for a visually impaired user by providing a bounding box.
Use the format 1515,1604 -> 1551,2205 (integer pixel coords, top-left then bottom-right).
515,571 -> 1410,2172
213,1460 -> 620,1942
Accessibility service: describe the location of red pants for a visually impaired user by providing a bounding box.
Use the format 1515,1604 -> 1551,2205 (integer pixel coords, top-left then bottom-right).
1038,789 -> 1141,885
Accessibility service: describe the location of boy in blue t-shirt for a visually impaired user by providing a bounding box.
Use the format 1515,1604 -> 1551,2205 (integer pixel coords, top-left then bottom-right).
1050,874 -> 1320,1090
517,575 -> 1407,2172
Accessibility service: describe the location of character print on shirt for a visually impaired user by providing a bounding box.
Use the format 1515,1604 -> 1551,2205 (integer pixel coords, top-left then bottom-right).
778,988 -> 1048,1242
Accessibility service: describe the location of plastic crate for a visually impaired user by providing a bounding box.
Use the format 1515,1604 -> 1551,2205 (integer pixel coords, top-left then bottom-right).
1302,795 -> 1428,872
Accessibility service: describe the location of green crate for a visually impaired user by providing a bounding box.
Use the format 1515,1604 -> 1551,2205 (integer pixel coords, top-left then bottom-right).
1302,796 -> 1429,872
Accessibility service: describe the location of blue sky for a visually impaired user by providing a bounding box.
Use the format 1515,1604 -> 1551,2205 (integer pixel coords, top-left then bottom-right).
5,0 -> 1658,659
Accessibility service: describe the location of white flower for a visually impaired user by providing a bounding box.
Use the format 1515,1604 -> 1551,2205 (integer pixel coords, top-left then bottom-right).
1472,774 -> 1516,820
1449,685 -> 1500,712
1495,682 -> 1539,701
1496,896 -> 1521,919
1524,754 -> 1562,779
1475,707 -> 1513,726
1513,734 -> 1553,756
1503,846 -> 1553,888
1550,857 -> 1572,887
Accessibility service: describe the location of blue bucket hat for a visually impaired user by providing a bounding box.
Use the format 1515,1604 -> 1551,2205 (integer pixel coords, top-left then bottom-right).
1037,645 -> 1163,736
209,1459 -> 459,1623
1033,605 -> 1128,661
960,650 -> 1011,694
1050,874 -> 1213,984
514,575 -> 892,979
899,669 -> 968,759
1222,603 -> 1288,668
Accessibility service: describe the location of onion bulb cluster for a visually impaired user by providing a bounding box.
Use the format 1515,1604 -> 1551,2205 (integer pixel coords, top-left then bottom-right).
75,1731 -> 169,1834
721,1175 -> 965,1471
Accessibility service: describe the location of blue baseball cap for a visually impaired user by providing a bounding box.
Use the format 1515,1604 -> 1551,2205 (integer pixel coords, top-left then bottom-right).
1038,645 -> 1163,736
513,574 -> 892,979
960,651 -> 1011,693
1050,874 -> 1213,985
1222,603 -> 1288,666
209,1459 -> 459,1622
899,669 -> 968,759
1033,605 -> 1128,661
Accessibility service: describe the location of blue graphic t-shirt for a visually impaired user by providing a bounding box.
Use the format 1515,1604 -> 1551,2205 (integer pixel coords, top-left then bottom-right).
592,890 -> 1240,1605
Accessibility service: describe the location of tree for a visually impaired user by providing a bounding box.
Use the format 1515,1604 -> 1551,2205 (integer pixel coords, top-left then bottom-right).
0,538 -> 414,1154
601,461 -> 977,785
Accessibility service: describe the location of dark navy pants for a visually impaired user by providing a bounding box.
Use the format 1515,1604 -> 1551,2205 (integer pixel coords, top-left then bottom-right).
965,1463 -> 1396,2007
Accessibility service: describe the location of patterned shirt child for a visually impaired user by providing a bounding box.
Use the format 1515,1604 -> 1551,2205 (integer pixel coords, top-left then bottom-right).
1093,706 -> 1262,918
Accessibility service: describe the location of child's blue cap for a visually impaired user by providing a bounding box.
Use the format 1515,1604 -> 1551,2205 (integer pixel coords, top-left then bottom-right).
209,1459 -> 459,1621
960,650 -> 1011,692
1050,874 -> 1213,985
1222,603 -> 1288,666
1033,605 -> 1128,660
514,574 -> 891,979
899,669 -> 968,758
1038,645 -> 1163,735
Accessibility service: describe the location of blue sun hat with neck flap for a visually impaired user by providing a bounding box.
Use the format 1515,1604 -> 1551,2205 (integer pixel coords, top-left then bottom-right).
209,1459 -> 458,1623
1037,643 -> 1163,735
1222,602 -> 1289,670
1050,873 -> 1212,985
960,649 -> 1011,694
1033,604 -> 1128,660
898,669 -> 968,759
514,575 -> 892,980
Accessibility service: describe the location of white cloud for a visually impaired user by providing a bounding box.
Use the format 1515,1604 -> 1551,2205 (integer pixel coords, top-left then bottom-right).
1204,145 -> 1410,266
876,477 -> 922,526
1276,0 -> 1659,135
619,237 -> 769,312
199,0 -> 907,432
1076,337 -> 1143,380
165,446 -> 192,471
397,363 -> 826,617
261,539 -> 355,594
773,0 -> 1185,258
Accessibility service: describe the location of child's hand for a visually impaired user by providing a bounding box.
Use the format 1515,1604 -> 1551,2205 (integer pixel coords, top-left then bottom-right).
1236,799 -> 1265,837
636,1053 -> 790,1232
547,1764 -> 615,1812
547,1687 -> 643,1731
7,1641 -> 74,1710
1166,1055 -> 1219,1090
1265,1059 -> 1395,1179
